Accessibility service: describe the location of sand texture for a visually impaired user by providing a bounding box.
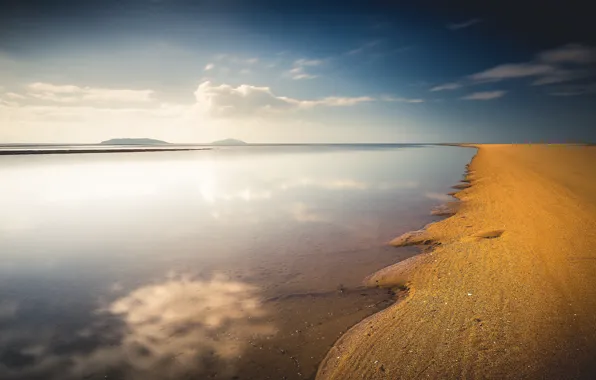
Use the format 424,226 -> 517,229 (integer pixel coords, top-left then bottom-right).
317,144 -> 596,379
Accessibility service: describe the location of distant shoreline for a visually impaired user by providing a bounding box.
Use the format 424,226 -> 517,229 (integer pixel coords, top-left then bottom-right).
0,143 -> 432,156
0,147 -> 210,155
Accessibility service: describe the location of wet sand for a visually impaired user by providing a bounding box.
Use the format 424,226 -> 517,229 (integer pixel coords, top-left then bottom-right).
317,144 -> 596,379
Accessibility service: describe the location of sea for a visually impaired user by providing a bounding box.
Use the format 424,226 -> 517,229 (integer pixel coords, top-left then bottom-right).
0,144 -> 475,380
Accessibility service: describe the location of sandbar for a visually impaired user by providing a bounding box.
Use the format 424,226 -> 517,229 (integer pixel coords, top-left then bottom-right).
317,144 -> 596,379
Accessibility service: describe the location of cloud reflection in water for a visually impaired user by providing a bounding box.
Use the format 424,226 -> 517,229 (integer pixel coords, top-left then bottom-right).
76,274 -> 274,379
0,274 -> 274,380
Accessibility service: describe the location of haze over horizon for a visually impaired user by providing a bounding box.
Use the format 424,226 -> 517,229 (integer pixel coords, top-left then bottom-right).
1,0 -> 596,144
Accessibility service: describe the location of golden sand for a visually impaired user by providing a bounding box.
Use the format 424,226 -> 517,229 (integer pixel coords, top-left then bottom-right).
317,144 -> 596,379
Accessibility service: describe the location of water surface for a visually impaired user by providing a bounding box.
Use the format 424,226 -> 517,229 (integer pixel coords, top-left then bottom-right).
0,145 -> 474,379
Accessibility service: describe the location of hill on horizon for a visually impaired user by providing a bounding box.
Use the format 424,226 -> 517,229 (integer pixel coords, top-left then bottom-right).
211,138 -> 247,146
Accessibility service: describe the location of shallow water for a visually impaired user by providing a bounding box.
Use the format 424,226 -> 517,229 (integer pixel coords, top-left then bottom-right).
0,144 -> 474,379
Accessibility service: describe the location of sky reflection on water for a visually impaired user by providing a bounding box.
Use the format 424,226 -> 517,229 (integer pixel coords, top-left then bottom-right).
0,145 -> 475,379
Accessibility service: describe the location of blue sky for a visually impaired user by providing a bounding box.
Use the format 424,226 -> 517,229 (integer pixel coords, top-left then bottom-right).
1,0 -> 595,143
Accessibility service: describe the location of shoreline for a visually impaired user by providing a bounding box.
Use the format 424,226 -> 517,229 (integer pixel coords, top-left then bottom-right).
317,144 -> 596,379
0,147 -> 210,155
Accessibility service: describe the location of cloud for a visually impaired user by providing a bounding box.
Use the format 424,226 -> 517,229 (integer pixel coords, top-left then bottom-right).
27,82 -> 154,103
538,44 -> 596,64
461,90 -> 506,100
430,82 -> 462,92
380,96 -> 425,103
346,41 -> 380,55
469,63 -> 556,82
194,82 -> 295,116
437,43 -> 596,93
5,92 -> 26,100
294,59 -> 323,67
245,58 -> 259,64
0,79 -> 379,142
28,82 -> 80,94
299,96 -> 375,107
83,88 -> 154,102
467,44 -> 596,86
447,18 -> 482,30
204,63 -> 215,71
288,67 -> 317,80
531,68 -> 593,85
287,58 -> 324,80
194,81 -> 374,117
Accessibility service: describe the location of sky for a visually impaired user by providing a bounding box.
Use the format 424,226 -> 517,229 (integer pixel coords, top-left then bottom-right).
0,0 -> 595,144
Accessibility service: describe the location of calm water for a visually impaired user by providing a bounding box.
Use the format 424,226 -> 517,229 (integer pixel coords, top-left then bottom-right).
0,145 -> 474,380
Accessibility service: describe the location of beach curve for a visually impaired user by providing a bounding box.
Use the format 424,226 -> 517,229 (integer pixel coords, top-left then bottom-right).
317,144 -> 596,379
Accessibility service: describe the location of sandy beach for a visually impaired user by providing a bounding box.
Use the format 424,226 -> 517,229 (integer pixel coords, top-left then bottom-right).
317,144 -> 596,379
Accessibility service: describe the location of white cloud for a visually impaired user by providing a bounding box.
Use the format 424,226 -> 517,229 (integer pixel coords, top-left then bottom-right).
194,81 -> 374,117
294,59 -> 323,66
83,88 -> 154,102
461,90 -> 506,100
26,82 -> 154,103
194,82 -> 294,117
288,66 -> 318,80
380,96 -> 424,103
28,82 -> 80,94
0,101 -> 195,143
430,82 -> 462,92
0,79 -> 380,143
447,18 -> 482,30
287,58 -> 324,80
299,96 -> 375,107
5,92 -> 26,100
204,63 -> 215,71
292,74 -> 317,80
538,44 -> 596,64
346,41 -> 380,55
469,63 -> 556,82
245,58 -> 259,64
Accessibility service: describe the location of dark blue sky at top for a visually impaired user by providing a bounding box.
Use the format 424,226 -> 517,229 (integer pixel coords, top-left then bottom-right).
1,0 -> 595,142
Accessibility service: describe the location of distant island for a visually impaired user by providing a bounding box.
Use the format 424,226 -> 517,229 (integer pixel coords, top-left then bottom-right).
101,138 -> 169,145
211,138 -> 247,146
